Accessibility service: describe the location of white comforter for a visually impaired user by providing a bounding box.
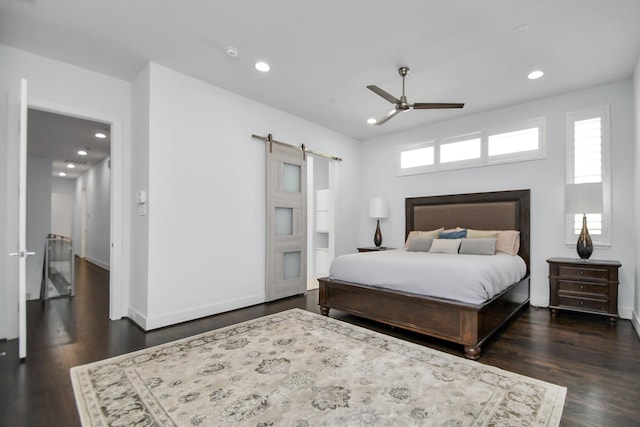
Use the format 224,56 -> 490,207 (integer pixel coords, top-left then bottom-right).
329,249 -> 527,305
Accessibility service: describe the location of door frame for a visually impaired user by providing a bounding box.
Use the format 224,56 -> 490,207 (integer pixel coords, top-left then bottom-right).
26,97 -> 126,320
80,189 -> 87,258
305,156 -> 337,288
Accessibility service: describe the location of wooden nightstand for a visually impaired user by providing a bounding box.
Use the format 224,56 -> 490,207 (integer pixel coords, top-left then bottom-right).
357,247 -> 395,253
547,257 -> 621,322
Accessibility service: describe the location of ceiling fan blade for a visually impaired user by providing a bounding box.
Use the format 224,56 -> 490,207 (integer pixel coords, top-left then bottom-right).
413,103 -> 465,109
375,108 -> 401,125
367,85 -> 400,104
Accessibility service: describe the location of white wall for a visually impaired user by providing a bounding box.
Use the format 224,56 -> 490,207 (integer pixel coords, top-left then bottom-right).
0,44 -> 131,339
26,156 -> 52,299
131,63 -> 361,329
51,193 -> 74,237
128,64 -> 151,323
51,176 -> 75,238
633,56 -> 640,336
73,158 -> 111,270
359,80 -> 636,319
52,176 -> 75,193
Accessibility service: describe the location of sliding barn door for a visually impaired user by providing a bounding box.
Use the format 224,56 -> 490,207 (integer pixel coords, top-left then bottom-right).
265,142 -> 307,301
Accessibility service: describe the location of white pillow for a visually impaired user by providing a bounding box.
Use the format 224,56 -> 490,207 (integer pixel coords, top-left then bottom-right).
428,238 -> 461,254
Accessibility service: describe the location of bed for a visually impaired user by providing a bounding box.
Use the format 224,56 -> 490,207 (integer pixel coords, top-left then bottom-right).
318,189 -> 530,359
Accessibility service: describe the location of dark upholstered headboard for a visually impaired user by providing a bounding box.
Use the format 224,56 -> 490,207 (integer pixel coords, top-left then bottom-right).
405,189 -> 530,271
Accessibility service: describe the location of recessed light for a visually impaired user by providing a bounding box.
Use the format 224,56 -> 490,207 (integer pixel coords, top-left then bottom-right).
95,132 -> 107,139
255,61 -> 270,72
367,118 -> 377,125
58,172 -> 67,177
67,163 -> 75,169
528,70 -> 544,80
78,150 -> 88,156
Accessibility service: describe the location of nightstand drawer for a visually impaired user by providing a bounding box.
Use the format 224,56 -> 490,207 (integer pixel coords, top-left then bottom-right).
557,295 -> 608,312
557,265 -> 609,281
547,257 -> 621,321
557,280 -> 609,296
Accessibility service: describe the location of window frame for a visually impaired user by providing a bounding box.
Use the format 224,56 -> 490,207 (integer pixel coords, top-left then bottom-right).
437,132 -> 483,170
396,140 -> 436,176
486,118 -> 546,164
565,105 -> 611,246
396,117 -> 546,176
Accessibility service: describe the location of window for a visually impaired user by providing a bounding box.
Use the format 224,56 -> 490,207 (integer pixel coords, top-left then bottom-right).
400,144 -> 434,169
397,141 -> 435,175
565,106 -> 610,245
397,118 -> 545,176
488,126 -> 540,157
440,134 -> 481,165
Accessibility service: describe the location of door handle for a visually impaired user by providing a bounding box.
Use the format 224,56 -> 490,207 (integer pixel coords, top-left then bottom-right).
9,251 -> 36,257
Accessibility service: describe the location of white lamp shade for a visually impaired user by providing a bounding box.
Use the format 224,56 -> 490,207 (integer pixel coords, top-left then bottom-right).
565,183 -> 603,214
369,197 -> 389,219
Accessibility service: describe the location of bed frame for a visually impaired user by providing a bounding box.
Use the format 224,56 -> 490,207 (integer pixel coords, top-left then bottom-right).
318,189 -> 530,359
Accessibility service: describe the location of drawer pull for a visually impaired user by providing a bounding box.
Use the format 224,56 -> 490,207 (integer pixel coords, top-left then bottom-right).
580,270 -> 584,275
580,285 -> 584,290
580,300 -> 584,305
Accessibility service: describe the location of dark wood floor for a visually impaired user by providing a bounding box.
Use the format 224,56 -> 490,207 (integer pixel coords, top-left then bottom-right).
1,258 -> 638,426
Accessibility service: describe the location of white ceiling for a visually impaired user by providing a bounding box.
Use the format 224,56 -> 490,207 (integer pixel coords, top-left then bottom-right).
27,109 -> 110,179
2,0 -> 640,145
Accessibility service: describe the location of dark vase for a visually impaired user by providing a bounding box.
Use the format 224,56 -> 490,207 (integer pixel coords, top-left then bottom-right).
373,219 -> 382,247
576,215 -> 593,259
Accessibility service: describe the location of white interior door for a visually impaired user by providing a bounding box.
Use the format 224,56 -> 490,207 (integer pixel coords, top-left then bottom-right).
265,142 -> 307,301
10,79 -> 33,361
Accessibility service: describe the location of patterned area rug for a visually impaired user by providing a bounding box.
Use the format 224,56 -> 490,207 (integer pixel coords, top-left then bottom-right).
71,309 -> 566,426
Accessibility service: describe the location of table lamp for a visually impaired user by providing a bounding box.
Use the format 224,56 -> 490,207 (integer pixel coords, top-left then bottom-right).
369,197 -> 389,247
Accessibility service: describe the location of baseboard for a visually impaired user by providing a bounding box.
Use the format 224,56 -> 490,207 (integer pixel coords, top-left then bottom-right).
85,256 -> 110,271
528,296 -> 633,320
127,307 -> 148,330
618,306 -> 633,321
143,293 -> 265,331
632,310 -> 640,339
529,293 -> 548,308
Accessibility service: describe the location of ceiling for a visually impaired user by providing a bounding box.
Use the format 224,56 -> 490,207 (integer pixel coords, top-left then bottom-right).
3,0 -> 640,148
27,109 -> 110,179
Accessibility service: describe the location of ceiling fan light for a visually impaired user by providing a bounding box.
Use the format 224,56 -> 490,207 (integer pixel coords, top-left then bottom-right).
67,163 -> 75,169
95,132 -> 107,139
58,172 -> 67,177
367,66 -> 465,125
78,150 -> 88,156
367,118 -> 377,124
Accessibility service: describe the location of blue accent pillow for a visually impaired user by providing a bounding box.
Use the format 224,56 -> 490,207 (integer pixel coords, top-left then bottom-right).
439,229 -> 467,239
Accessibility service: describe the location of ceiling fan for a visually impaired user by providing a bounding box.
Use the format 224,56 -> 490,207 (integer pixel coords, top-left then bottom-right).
367,66 -> 464,125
